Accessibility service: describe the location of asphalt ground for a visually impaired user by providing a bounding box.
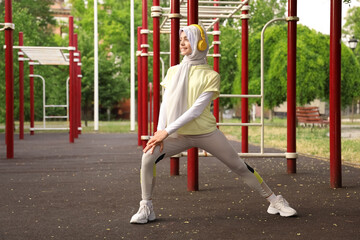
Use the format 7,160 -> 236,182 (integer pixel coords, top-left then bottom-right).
0,132 -> 359,240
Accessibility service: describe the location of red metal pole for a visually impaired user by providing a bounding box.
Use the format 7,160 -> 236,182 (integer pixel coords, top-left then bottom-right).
329,0 -> 342,188
137,27 -> 143,146
141,0 -> 149,149
69,16 -> 75,143
187,0 -> 199,191
287,0 -> 297,173
170,0 -> 181,176
241,0 -> 249,153
153,0 -> 160,133
5,0 -> 14,158
19,32 -> 24,140
213,0 -> 220,124
77,51 -> 82,134
149,82 -> 153,135
29,63 -> 34,135
74,33 -> 79,139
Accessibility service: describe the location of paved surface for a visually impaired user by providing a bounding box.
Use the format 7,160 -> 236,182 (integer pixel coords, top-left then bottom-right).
0,132 -> 359,240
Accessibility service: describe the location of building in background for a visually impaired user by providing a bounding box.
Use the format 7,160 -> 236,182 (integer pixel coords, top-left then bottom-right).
50,0 -> 71,37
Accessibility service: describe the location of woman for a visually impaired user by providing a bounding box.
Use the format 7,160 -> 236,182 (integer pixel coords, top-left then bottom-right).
130,24 -> 297,224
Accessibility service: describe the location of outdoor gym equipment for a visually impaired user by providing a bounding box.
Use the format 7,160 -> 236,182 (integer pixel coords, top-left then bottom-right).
2,10 -> 82,159
134,0 -> 343,189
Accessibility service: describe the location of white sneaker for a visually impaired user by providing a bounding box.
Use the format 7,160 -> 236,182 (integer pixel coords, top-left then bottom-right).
130,200 -> 156,224
267,195 -> 297,217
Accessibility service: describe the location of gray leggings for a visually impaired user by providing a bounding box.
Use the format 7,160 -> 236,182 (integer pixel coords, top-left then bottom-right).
141,129 -> 273,200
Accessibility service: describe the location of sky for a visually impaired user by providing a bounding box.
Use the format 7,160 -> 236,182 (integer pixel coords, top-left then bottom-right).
297,0 -> 360,38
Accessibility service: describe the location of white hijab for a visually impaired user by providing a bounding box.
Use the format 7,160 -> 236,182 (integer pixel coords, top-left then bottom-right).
165,24 -> 209,133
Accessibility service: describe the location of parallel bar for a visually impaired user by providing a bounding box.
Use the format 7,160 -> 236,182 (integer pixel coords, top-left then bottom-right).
77,51 -> 82,134
329,0 -> 342,188
74,34 -> 79,139
187,0 -> 199,192
19,32 -> 24,140
241,0 -> 249,153
170,0 -> 181,176
5,0 -> 14,158
287,0 -> 297,173
69,16 -> 75,143
29,63 -> 35,135
213,0 -> 220,125
153,0 -> 161,133
141,0 -> 149,149
137,27 -> 143,146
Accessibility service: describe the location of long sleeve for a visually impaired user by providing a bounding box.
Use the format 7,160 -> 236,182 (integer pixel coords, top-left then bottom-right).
165,91 -> 214,135
156,90 -> 168,131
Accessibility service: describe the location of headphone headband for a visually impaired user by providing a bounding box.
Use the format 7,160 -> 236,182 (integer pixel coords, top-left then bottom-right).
190,24 -> 207,51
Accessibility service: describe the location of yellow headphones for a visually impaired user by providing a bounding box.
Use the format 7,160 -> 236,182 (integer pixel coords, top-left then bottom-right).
191,24 -> 207,51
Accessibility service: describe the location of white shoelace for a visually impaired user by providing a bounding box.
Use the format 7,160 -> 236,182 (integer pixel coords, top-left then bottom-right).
138,204 -> 151,218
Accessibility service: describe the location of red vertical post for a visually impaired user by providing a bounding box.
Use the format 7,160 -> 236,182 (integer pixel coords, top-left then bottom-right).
77,51 -> 82,134
5,0 -> 14,158
213,0 -> 220,124
137,27 -> 143,146
241,0 -> 249,153
19,32 -> 24,140
69,16 -> 75,143
287,0 -> 297,173
153,0 -> 161,133
170,0 -> 181,176
149,82 -> 153,135
29,63 -> 35,135
74,33 -> 79,139
187,0 -> 199,191
329,0 -> 342,188
141,0 -> 149,149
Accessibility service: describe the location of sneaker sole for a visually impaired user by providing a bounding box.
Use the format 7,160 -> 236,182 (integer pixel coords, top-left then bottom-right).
130,219 -> 148,224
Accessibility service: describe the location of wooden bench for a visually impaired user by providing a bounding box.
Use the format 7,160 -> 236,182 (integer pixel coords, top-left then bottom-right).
296,106 -> 329,127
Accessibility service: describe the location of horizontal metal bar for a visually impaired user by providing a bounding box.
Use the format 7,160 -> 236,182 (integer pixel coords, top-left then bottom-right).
186,0 -> 246,5
45,105 -> 67,108
219,94 -> 262,98
13,46 -> 75,51
45,116 -> 68,119
175,152 -> 286,158
30,127 -> 69,131
217,123 -> 262,127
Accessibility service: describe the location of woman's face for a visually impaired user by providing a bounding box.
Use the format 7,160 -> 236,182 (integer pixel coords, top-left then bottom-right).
179,31 -> 192,56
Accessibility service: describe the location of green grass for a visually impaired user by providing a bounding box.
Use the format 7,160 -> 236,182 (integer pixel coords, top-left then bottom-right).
220,118 -> 360,166
9,121 -> 135,134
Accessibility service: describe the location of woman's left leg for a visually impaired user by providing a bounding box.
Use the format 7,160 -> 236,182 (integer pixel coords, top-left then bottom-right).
193,129 -> 272,198
193,129 -> 297,217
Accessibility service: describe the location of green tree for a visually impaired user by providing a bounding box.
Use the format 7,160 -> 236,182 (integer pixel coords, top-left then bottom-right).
69,0 -> 142,122
234,24 -> 360,113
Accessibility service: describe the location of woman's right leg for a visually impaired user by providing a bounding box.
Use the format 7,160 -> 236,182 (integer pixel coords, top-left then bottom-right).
130,136 -> 192,224
140,135 -> 192,200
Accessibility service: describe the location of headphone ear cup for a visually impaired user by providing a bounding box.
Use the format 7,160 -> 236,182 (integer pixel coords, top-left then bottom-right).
197,39 -> 207,51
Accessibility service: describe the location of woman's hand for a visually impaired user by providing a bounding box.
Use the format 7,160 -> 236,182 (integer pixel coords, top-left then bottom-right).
143,130 -> 169,154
